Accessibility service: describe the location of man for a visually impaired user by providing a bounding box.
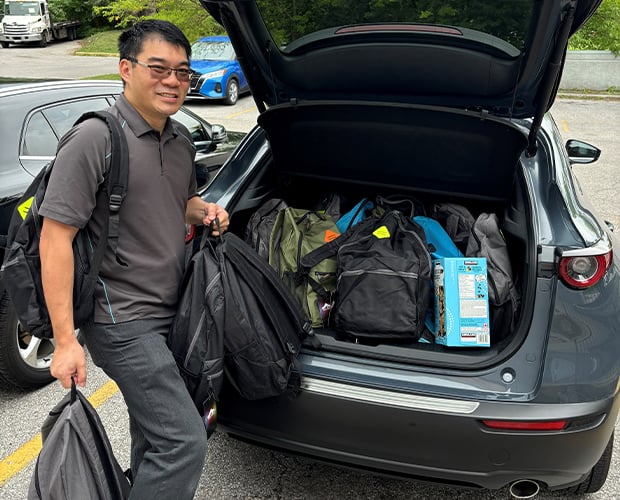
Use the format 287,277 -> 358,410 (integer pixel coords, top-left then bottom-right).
39,20 -> 227,499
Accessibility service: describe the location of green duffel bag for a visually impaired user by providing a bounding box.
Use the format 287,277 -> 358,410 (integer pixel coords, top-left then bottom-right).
269,207 -> 341,328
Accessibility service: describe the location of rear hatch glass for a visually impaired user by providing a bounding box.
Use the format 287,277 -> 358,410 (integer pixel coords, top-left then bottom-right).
257,0 -> 535,53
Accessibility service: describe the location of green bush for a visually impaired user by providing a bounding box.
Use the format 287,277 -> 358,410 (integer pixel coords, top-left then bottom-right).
48,0 -> 108,35
569,0 -> 620,54
93,0 -> 225,44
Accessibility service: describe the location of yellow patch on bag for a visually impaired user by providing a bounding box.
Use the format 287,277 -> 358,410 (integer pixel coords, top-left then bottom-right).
373,225 -> 390,239
17,197 -> 33,220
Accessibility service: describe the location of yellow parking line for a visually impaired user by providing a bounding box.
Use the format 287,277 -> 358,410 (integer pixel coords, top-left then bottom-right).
561,119 -> 570,133
0,380 -> 119,486
227,107 -> 257,119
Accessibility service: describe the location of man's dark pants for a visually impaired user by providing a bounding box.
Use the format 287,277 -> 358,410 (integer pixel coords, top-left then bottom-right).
83,318 -> 208,500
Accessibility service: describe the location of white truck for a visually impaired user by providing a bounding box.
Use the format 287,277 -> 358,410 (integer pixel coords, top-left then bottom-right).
0,0 -> 80,48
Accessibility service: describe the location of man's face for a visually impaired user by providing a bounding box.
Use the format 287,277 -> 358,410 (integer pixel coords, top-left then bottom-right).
120,36 -> 190,130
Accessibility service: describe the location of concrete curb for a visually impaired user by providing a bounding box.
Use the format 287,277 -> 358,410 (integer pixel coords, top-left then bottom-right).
74,52 -> 118,58
557,90 -> 620,101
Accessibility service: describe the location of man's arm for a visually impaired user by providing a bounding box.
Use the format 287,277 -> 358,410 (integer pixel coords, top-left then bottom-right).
40,217 -> 87,389
185,196 -> 230,234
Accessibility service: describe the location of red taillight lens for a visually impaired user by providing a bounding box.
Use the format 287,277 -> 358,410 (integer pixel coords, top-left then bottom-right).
185,224 -> 196,243
482,420 -> 567,431
559,250 -> 612,289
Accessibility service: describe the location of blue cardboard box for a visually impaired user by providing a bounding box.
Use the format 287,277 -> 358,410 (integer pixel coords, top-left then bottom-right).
432,257 -> 490,347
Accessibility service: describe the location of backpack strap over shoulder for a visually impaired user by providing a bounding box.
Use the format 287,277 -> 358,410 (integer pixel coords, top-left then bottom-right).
73,110 -> 129,250
72,111 -> 129,294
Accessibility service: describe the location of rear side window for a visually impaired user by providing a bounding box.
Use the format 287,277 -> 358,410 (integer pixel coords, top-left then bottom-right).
21,112 -> 57,157
21,97 -> 112,157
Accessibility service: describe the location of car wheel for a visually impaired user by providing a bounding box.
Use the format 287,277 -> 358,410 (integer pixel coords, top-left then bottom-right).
561,432 -> 614,495
0,290 -> 55,388
224,78 -> 239,106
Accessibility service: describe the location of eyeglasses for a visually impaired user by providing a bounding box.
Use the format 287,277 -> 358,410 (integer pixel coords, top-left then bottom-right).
126,57 -> 194,82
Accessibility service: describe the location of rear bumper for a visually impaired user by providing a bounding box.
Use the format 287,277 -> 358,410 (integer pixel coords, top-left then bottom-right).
217,376 -> 619,490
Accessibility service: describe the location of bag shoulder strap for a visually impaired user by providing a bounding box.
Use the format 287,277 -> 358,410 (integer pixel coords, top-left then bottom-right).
72,110 -> 129,277
300,211 -> 381,270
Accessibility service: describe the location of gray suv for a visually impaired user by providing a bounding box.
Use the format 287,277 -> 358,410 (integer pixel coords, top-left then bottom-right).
192,0 -> 619,496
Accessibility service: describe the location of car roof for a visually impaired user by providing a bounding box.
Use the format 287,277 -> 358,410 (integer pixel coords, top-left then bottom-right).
0,80 -> 124,101
0,80 -> 123,93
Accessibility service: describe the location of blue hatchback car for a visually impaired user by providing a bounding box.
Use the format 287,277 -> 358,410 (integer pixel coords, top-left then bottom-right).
188,35 -> 249,105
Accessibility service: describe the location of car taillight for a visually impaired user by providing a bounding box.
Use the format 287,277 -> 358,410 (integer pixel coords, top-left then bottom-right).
185,224 -> 196,243
559,250 -> 612,289
482,420 -> 567,431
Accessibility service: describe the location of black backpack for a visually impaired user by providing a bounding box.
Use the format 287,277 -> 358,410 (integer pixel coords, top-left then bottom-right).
29,379 -> 131,500
0,111 -> 128,339
167,230 -> 225,418
244,197 -> 288,259
219,231 -> 313,399
430,202 -> 475,254
302,210 -> 432,342
168,226 -> 313,410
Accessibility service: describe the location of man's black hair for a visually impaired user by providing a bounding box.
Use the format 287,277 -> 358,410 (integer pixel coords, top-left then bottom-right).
118,20 -> 192,61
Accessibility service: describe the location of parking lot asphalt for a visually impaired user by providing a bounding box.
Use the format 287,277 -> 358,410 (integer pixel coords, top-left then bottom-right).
0,41 -> 120,79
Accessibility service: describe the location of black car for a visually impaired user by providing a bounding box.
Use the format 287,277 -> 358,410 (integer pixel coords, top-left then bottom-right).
0,79 -> 233,388
194,0 -> 619,497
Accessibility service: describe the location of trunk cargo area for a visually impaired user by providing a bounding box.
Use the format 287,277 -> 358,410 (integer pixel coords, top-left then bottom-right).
225,102 -> 533,369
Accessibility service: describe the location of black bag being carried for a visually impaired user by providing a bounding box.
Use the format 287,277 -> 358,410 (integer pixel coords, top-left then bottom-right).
28,379 -> 131,500
0,111 -> 128,339
167,230 -> 226,418
302,210 -> 432,342
168,225 -> 312,410
219,231 -> 312,399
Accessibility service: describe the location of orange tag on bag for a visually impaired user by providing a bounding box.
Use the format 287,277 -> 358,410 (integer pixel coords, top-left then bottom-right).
324,230 -> 340,242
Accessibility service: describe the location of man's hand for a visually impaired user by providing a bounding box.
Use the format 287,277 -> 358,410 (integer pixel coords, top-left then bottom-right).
186,197 -> 229,233
203,203 -> 229,235
50,336 -> 87,388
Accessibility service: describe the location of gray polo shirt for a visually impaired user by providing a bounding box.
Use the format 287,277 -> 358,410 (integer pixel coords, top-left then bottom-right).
40,94 -> 198,324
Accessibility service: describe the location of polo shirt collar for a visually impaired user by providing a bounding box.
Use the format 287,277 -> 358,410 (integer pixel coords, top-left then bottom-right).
116,93 -> 178,141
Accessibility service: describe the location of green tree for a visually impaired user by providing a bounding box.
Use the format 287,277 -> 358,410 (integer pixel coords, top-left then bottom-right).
568,0 -> 620,54
94,0 -> 224,43
48,0 -> 102,29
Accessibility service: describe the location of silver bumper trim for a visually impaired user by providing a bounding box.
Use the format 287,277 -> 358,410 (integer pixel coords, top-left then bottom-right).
302,378 -> 479,414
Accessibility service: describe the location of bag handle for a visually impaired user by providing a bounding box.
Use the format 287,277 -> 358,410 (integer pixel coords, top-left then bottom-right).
197,218 -> 222,251
70,376 -> 77,403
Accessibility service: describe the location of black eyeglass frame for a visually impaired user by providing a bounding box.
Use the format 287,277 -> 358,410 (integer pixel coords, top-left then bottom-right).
126,57 -> 194,82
